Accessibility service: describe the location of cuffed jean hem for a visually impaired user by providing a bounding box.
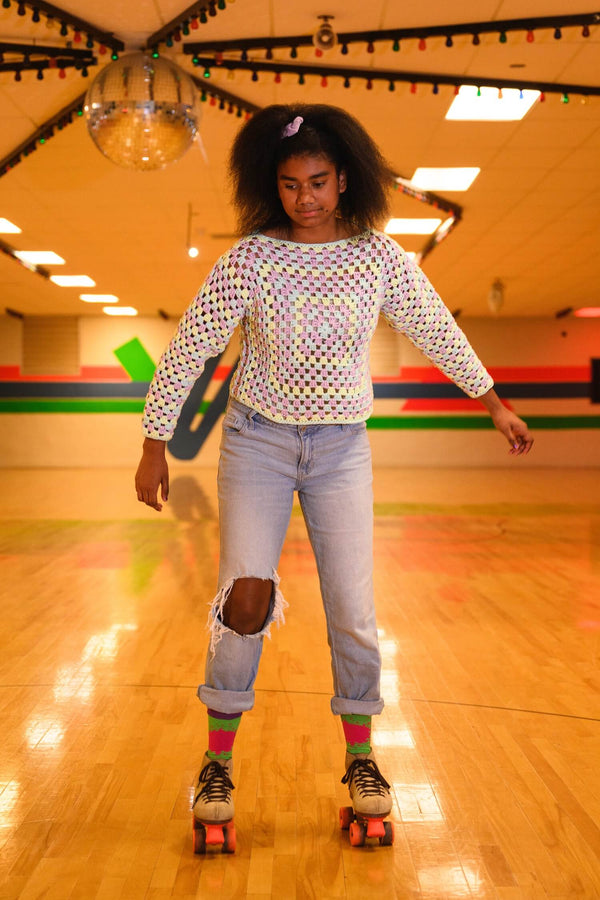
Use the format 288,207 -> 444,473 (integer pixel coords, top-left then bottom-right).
330,696 -> 385,716
197,684 -> 256,713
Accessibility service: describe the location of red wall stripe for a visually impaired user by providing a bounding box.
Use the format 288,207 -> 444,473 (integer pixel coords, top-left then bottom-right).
2,363 -> 588,385
372,365 -> 590,384
0,364 -> 235,383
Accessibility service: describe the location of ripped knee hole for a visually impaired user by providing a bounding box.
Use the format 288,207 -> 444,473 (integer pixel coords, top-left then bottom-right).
222,577 -> 274,635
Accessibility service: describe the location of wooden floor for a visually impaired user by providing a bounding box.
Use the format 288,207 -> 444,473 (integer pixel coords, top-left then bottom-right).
0,465 -> 599,899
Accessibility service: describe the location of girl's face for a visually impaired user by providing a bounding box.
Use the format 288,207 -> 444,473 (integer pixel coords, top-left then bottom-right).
276,154 -> 346,240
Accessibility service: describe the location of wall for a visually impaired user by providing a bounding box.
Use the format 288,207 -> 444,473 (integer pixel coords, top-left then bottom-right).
0,313 -> 598,468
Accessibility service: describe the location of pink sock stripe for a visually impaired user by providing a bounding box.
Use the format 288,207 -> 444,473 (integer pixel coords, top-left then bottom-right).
342,721 -> 371,747
208,729 -> 237,755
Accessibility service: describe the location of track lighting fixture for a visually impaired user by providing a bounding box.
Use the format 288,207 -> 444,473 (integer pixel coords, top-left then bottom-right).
312,15 -> 337,52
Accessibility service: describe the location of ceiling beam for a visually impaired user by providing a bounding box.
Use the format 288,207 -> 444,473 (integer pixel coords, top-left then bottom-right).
0,92 -> 87,178
0,42 -> 96,59
0,76 -> 262,179
190,75 -> 261,115
189,56 -> 600,98
183,11 -> 600,54
145,1 -> 228,49
6,1 -> 124,50
0,238 -> 52,282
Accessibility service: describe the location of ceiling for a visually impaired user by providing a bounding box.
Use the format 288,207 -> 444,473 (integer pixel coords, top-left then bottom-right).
0,0 -> 599,319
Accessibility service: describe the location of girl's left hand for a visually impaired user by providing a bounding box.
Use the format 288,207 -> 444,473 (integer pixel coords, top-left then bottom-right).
491,408 -> 534,455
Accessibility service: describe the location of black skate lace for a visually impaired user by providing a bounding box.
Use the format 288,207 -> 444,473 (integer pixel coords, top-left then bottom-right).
195,761 -> 235,804
341,758 -> 391,797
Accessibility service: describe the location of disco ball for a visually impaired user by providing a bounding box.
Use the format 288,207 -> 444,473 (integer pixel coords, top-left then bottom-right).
84,52 -> 200,171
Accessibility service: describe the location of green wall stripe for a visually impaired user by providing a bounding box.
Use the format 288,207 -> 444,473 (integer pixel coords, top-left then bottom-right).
0,399 -> 146,413
113,338 -> 156,381
0,398 -> 212,414
1,401 -> 600,430
367,415 -> 600,429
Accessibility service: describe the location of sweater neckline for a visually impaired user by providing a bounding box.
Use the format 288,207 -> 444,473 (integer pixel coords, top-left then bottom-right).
253,230 -> 370,249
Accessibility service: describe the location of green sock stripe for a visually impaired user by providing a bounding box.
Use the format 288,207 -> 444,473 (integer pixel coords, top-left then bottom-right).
341,714 -> 371,727
207,749 -> 232,760
341,714 -> 372,755
347,740 -> 371,754
208,715 -> 241,732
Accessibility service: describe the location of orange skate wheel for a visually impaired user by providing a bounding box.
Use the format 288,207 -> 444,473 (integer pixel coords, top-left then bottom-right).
349,821 -> 366,847
192,818 -> 206,854
339,806 -> 353,830
380,821 -> 394,846
222,821 -> 236,853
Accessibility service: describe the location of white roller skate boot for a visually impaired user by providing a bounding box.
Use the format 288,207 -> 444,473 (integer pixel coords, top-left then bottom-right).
339,751 -> 394,847
192,754 -> 236,853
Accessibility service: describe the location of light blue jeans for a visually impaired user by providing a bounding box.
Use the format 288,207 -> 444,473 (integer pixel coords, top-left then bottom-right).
197,398 -> 384,717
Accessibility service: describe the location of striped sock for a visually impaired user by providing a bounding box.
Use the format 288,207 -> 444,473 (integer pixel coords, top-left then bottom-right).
341,714 -> 372,755
207,709 -> 242,761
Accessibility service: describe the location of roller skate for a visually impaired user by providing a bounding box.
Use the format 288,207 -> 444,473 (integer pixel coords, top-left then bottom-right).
339,751 -> 394,847
192,754 -> 236,853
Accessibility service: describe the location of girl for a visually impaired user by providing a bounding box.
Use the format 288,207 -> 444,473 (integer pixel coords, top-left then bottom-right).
135,103 -> 533,838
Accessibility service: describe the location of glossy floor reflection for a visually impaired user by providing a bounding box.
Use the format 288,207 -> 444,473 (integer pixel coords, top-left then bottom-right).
0,466 -> 599,898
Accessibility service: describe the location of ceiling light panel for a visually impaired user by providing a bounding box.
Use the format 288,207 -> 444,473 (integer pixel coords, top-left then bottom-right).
446,86 -> 540,121
410,168 -> 481,191
14,251 -> 65,265
80,294 -> 119,303
0,218 -> 21,233
50,275 -> 96,287
574,307 -> 600,317
103,306 -> 138,316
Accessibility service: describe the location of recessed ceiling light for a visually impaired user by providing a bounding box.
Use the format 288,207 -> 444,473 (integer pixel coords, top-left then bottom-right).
385,218 -> 442,235
409,168 -> 480,191
50,275 -> 96,287
446,85 -> 540,121
574,307 -> 600,318
79,294 -> 119,303
103,306 -> 138,316
14,251 -> 65,265
0,218 -> 21,233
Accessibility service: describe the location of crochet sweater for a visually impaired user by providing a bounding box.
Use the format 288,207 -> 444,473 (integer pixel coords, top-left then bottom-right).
142,231 -> 493,438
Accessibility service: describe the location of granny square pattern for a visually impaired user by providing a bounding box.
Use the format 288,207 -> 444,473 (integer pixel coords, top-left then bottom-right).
142,231 -> 493,438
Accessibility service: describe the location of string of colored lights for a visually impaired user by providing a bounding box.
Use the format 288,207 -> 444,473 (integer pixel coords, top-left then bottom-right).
145,0 -> 232,50
190,74 -> 260,118
0,77 -> 260,179
181,11 -> 600,57
189,55 -> 600,101
0,3 -> 595,266
0,92 -> 86,177
0,42 -> 95,79
0,0 -> 124,52
0,75 -> 458,265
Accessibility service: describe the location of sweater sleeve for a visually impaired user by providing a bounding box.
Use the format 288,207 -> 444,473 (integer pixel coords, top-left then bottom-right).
142,247 -> 253,440
379,237 -> 493,399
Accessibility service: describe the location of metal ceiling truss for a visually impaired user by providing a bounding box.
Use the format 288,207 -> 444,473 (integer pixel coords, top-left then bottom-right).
145,1 -> 230,48
188,54 -> 600,100
0,41 -> 95,78
181,11 -> 600,56
0,91 -> 87,177
0,77 -> 258,180
1,0 -> 124,51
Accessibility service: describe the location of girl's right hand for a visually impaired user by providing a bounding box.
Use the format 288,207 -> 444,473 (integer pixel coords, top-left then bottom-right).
135,439 -> 169,511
